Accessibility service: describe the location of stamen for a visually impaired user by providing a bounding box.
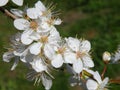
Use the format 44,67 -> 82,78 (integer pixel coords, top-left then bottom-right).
57,47 -> 66,54
76,51 -> 85,59
40,36 -> 48,43
30,21 -> 38,30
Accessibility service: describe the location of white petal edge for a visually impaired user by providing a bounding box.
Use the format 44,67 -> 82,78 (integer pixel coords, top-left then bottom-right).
21,30 -> 33,45
82,56 -> 94,68
27,8 -> 39,19
64,52 -> 77,64
14,18 -> 29,30
73,60 -> 83,73
10,9 -> 23,17
30,58 -> 47,72
35,1 -> 46,12
66,37 -> 80,52
29,42 -> 42,55
12,0 -> 23,6
86,79 -> 98,90
44,44 -> 55,60
0,0 -> 8,6
93,71 -> 102,84
51,54 -> 64,68
80,40 -> 91,52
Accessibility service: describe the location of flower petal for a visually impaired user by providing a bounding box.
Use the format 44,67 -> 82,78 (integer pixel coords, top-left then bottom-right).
64,52 -> 76,64
93,71 -> 102,84
27,8 -> 39,19
66,37 -> 80,52
29,42 -> 42,55
80,40 -> 91,52
11,57 -> 19,70
0,0 -> 8,6
30,57 -> 47,72
21,30 -> 33,45
82,56 -> 94,68
73,60 -> 83,73
10,9 -> 23,17
44,44 -> 55,60
35,1 -> 46,12
14,18 -> 29,30
3,51 -> 14,62
41,74 -> 52,90
48,27 -> 61,43
29,31 -> 40,41
86,79 -> 98,90
53,18 -> 62,25
51,54 -> 64,68
100,77 -> 109,89
12,0 -> 23,6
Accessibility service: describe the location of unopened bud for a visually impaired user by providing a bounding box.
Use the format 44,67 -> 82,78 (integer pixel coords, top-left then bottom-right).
103,51 -> 111,62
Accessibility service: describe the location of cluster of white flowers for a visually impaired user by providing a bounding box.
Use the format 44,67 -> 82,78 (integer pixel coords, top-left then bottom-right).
1,0 -> 120,90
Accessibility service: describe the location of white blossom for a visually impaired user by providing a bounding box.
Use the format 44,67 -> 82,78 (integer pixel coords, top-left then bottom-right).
111,46 -> 120,63
86,71 -> 109,90
64,37 -> 94,74
27,1 -> 62,26
29,27 -> 60,55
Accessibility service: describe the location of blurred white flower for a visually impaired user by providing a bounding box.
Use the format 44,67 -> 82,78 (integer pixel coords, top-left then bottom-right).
86,71 -> 109,90
64,37 -> 94,73
3,35 -> 26,70
0,0 -> 23,6
111,46 -> 120,63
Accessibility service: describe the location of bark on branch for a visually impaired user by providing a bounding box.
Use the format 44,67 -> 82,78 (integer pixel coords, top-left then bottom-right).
0,7 -> 17,20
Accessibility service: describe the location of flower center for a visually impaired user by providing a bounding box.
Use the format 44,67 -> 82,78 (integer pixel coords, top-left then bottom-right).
40,36 -> 48,43
57,47 -> 66,54
76,51 -> 85,59
30,21 -> 38,30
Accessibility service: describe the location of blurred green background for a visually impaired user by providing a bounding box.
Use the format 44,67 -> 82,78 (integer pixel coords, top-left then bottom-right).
0,0 -> 120,90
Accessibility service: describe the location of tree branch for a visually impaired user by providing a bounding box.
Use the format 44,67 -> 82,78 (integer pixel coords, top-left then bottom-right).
110,79 -> 120,84
0,7 -> 17,20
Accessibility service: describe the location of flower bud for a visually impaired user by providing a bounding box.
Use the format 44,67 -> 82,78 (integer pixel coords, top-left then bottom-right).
103,51 -> 111,62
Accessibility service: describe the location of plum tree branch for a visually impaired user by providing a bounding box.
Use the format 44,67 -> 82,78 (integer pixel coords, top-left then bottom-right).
0,7 -> 17,20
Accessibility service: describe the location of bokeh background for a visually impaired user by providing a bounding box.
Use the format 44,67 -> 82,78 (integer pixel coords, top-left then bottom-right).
0,0 -> 120,90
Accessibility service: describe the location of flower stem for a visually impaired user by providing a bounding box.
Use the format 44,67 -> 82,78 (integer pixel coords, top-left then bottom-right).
101,65 -> 107,80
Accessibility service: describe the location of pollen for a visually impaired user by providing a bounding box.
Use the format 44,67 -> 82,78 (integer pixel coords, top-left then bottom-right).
30,21 -> 38,30
76,51 -> 85,59
57,47 -> 66,54
47,17 -> 55,25
40,36 -> 48,43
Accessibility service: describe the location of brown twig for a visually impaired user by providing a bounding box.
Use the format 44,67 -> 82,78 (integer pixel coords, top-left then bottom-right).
101,65 -> 107,80
0,7 -> 18,20
110,79 -> 120,84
